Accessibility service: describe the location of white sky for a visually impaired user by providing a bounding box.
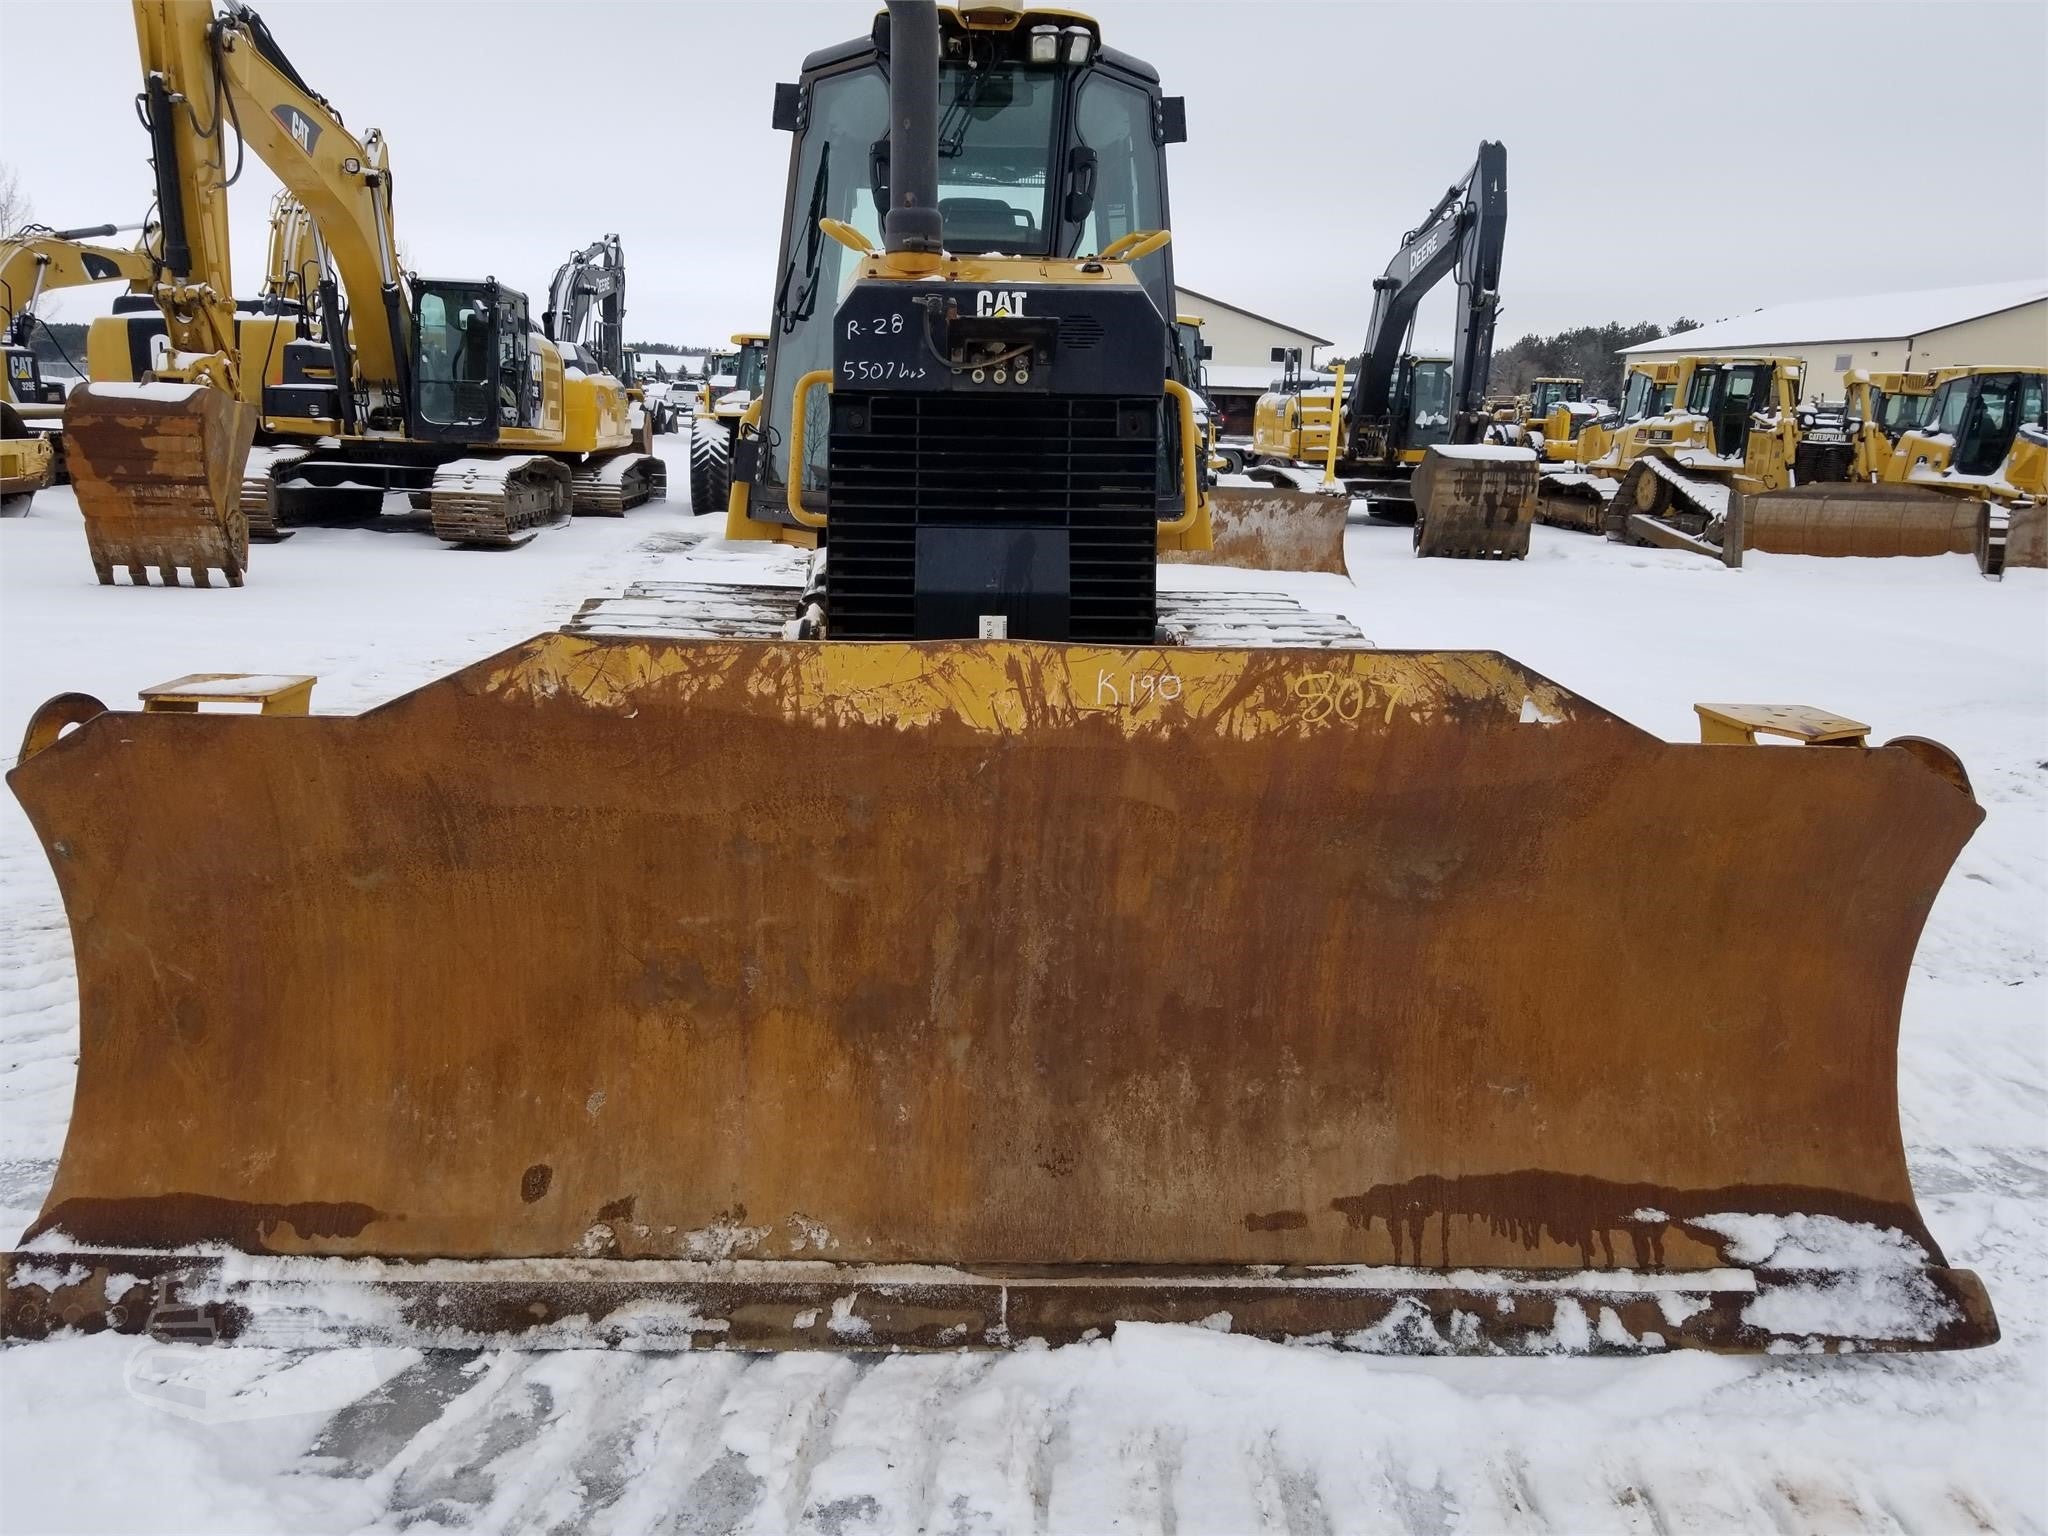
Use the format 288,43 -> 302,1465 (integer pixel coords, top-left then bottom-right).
4,0 -> 2044,354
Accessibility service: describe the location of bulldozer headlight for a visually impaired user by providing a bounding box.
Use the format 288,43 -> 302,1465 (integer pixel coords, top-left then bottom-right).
1064,27 -> 1092,64
1029,25 -> 1059,62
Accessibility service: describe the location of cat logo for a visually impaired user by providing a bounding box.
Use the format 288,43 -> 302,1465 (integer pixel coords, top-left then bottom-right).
975,289 -> 1025,318
272,104 -> 321,155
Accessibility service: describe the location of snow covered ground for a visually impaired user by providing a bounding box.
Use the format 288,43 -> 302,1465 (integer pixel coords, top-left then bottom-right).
1,450 -> 2043,1534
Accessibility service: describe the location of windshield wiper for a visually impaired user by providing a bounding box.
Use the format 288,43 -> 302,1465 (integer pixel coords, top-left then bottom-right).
775,143 -> 832,333
938,64 -> 990,158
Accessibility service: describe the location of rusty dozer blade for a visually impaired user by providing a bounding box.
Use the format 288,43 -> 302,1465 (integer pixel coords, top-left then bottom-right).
1740,483 -> 1981,559
1412,445 -> 1538,559
1160,483 -> 1351,576
3,637 -> 1995,1355
64,383 -> 255,587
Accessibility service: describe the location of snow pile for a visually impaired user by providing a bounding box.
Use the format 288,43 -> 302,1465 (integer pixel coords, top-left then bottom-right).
1692,1213 -> 1960,1345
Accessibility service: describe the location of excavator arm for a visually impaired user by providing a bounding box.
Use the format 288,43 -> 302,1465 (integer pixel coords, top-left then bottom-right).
1346,140 -> 1507,448
544,235 -> 627,382
196,2 -> 408,413
68,1 -> 414,585
0,227 -> 154,347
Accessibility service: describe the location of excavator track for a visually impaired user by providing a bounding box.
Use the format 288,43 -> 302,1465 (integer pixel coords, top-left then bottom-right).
238,444 -> 313,541
569,451 -> 666,516
426,455 -> 573,548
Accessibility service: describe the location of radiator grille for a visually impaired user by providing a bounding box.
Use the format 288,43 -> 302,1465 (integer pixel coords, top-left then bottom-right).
827,392 -> 1159,642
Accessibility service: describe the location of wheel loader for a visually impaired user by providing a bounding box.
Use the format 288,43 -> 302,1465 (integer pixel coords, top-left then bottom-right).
2,0 -> 1996,1358
1250,142 -> 1538,559
690,331 -> 765,515
63,1 -> 663,585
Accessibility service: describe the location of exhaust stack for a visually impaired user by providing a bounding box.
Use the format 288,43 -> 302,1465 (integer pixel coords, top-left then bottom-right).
883,0 -> 943,255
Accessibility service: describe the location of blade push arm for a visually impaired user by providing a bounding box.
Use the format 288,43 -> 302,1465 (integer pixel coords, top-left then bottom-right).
1346,140 -> 1506,444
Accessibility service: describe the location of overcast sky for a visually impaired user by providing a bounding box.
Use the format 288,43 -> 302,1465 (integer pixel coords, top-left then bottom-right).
5,0 -> 2044,354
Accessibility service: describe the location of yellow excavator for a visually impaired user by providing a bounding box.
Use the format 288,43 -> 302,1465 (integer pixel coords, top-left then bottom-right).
0,223 -> 156,511
1250,143 -> 1538,559
63,1 -> 662,585
2,0 -> 1995,1358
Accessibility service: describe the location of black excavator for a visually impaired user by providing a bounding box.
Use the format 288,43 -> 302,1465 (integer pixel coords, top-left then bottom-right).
1252,142 -> 1537,557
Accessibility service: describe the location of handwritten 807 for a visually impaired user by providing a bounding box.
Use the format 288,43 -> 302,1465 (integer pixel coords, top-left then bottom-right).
1292,671 -> 1408,724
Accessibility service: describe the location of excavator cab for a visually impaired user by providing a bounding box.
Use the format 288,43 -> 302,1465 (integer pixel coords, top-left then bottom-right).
409,279 -> 534,442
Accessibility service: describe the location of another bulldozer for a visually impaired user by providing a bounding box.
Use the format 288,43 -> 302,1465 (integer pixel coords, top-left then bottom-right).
2,1 -> 1995,1358
1250,143 -> 1537,559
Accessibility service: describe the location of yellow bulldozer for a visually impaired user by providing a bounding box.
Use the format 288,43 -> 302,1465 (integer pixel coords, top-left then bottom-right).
1615,359 -> 2044,573
2,0 -> 1996,1358
63,1 -> 663,585
1249,143 -> 1539,559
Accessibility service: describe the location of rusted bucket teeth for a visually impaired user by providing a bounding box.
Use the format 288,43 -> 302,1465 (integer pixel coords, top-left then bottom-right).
64,383 -> 256,587
2,637 -> 1995,1354
1161,484 -> 1351,575
1741,484 -> 1980,558
1413,445 -> 1538,559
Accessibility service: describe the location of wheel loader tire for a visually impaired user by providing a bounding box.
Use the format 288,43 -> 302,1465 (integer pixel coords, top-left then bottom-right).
690,419 -> 732,517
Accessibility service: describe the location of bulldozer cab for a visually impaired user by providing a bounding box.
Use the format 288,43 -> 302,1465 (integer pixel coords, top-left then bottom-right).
744,8 -> 1175,532
1681,359 -> 1793,459
1620,366 -> 1678,424
408,279 -> 534,443
1917,369 -> 2048,477
1872,379 -> 1934,440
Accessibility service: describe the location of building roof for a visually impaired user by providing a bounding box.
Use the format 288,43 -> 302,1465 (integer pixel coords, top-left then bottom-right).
1620,279 -> 2048,355
1176,285 -> 1333,346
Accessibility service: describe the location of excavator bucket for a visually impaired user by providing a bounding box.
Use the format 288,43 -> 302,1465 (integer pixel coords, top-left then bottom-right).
1163,484 -> 1351,576
64,382 -> 255,586
1412,444 -> 1538,558
2,634 -> 1996,1355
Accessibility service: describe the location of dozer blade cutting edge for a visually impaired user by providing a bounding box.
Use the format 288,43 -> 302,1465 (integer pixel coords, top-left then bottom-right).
3,635 -> 1996,1355
64,382 -> 256,587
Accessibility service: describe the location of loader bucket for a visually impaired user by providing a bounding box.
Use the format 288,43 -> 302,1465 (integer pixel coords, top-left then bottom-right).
1162,484 -> 1351,575
64,382 -> 256,587
1413,444 -> 1538,558
1741,484 -> 1980,558
2,635 -> 1995,1355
